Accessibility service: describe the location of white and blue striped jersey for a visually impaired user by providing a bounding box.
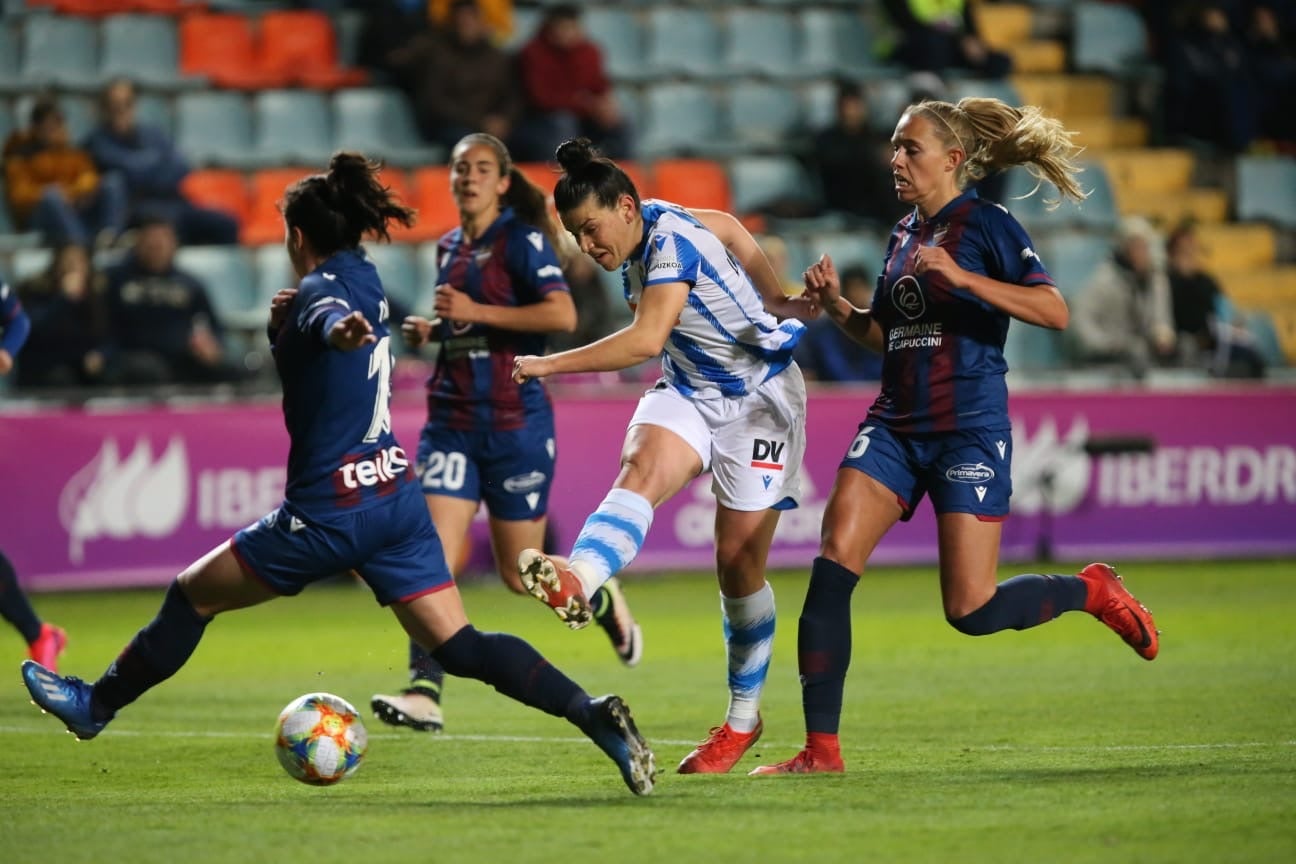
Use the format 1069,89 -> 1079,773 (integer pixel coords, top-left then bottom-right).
623,199 -> 803,398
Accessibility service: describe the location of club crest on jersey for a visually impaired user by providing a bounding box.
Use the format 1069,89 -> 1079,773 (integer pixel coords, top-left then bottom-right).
891,274 -> 926,321
751,438 -> 785,471
946,463 -> 996,484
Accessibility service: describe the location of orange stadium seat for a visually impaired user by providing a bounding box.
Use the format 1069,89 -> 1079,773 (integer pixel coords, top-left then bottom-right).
243,168 -> 313,245
410,166 -> 462,240
258,11 -> 367,90
651,159 -> 731,212
377,167 -> 440,243
180,13 -> 278,90
515,162 -> 560,200
181,169 -> 250,230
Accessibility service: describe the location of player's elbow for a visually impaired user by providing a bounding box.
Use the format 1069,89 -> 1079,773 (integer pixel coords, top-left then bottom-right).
555,306 -> 578,333
1037,291 -> 1069,330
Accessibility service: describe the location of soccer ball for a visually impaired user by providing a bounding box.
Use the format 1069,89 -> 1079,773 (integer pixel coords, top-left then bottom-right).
273,692 -> 369,786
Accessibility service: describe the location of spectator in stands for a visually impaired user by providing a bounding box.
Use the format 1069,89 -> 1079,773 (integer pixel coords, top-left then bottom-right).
2,97 -> 127,247
794,265 -> 883,383
514,4 -> 629,162
1163,3 -> 1257,153
84,80 -> 239,247
1246,3 -> 1296,150
429,0 -> 513,43
104,216 -> 237,386
1069,216 -> 1177,377
1166,222 -> 1265,378
882,0 -> 1011,79
402,0 -> 520,149
357,0 -> 436,94
809,81 -> 903,228
13,243 -> 111,390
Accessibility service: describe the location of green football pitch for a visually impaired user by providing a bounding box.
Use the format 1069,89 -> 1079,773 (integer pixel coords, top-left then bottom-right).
3,560 -> 1293,864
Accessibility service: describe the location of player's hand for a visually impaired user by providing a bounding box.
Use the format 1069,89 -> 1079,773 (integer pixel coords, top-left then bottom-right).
802,254 -> 841,308
0,348 -> 12,376
914,245 -> 964,285
328,310 -> 376,351
512,354 -> 553,383
433,284 -> 477,324
401,315 -> 434,349
268,287 -> 299,330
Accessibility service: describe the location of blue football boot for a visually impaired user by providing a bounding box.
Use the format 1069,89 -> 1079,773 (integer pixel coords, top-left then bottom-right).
21,660 -> 112,740
584,694 -> 655,795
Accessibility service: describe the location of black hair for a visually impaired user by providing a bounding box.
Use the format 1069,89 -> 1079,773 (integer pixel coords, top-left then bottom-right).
30,96 -> 61,127
553,137 -> 639,217
281,151 -> 416,257
544,3 -> 581,23
452,132 -> 564,255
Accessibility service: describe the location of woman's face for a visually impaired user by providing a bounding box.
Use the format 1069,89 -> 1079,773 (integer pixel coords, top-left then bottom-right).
890,111 -> 961,215
560,193 -> 639,271
450,142 -> 509,222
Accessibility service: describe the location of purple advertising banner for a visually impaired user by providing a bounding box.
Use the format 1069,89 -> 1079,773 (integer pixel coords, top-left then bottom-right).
2,386 -> 1294,592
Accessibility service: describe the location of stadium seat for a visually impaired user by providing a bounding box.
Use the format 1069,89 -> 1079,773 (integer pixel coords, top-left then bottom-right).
99,14 -> 185,89
180,170 -> 250,232
362,243 -> 419,311
725,81 -> 804,150
1004,317 -> 1066,372
174,246 -> 259,329
253,89 -> 334,167
1039,230 -> 1109,300
618,161 -> 653,200
798,9 -> 884,78
20,16 -> 99,89
179,13 -> 278,90
651,159 -> 731,211
637,83 -> 728,158
133,91 -> 173,138
644,7 -> 723,79
728,155 -> 817,215
946,78 -> 1022,106
175,91 -> 257,169
253,242 -> 297,314
867,78 -> 916,133
332,88 -> 446,168
722,8 -> 803,79
505,5 -> 543,52
800,80 -> 838,132
243,168 -> 314,246
9,246 -> 51,282
258,10 -> 367,90
1236,156 -> 1296,228
1000,162 -> 1118,233
1072,2 -> 1149,75
0,26 -> 21,95
410,166 -> 462,240
375,167 -> 441,244
804,231 -> 884,271
583,8 -> 648,82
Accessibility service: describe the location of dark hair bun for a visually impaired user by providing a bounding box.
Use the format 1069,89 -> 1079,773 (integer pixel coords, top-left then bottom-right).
554,137 -> 597,174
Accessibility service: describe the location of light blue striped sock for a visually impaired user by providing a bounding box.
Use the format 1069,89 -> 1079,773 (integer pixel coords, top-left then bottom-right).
569,488 -> 654,597
722,582 -> 775,734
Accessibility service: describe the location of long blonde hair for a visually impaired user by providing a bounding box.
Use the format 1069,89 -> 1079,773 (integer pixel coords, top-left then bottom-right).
909,97 -> 1087,209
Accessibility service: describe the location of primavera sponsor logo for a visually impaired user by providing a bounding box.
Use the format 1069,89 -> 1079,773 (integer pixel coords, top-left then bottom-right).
503,470 -> 547,493
946,462 -> 995,484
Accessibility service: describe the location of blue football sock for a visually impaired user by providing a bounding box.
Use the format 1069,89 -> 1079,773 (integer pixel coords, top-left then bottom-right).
0,550 -> 43,644
722,583 -> 776,733
798,557 -> 859,736
948,574 -> 1089,636
568,488 -> 654,596
92,580 -> 211,719
433,625 -> 589,725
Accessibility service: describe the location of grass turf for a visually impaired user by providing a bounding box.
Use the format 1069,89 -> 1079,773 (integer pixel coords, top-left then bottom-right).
2,559 -> 1293,863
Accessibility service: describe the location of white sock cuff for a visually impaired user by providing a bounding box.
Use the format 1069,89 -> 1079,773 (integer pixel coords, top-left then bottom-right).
721,582 -> 774,621
604,487 -> 655,525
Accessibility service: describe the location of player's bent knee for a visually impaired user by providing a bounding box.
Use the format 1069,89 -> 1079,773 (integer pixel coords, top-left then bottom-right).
946,602 -> 998,636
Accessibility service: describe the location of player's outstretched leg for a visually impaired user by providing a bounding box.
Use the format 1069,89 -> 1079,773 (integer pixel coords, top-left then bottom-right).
591,577 -> 643,666
372,641 -> 445,732
28,623 -> 68,671
21,660 -> 112,740
1079,562 -> 1160,660
1,551 -> 67,672
431,623 -> 655,794
519,549 -> 592,629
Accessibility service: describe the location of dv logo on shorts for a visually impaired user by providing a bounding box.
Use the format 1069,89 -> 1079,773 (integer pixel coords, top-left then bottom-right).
945,463 -> 996,484
751,439 -> 785,471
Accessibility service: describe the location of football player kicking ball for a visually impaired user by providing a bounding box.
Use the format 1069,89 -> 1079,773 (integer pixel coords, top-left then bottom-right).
20,153 -> 655,796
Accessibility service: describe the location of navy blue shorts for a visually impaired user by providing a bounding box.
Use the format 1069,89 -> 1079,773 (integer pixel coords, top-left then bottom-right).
231,484 -> 452,606
415,419 -> 555,521
839,422 -> 1013,521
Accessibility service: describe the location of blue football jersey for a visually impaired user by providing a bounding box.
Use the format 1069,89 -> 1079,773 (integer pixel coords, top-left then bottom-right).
271,248 -> 413,514
425,207 -> 568,431
868,189 -> 1053,433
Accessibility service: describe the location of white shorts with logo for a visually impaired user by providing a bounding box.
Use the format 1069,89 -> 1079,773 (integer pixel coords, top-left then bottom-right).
628,363 -> 807,512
